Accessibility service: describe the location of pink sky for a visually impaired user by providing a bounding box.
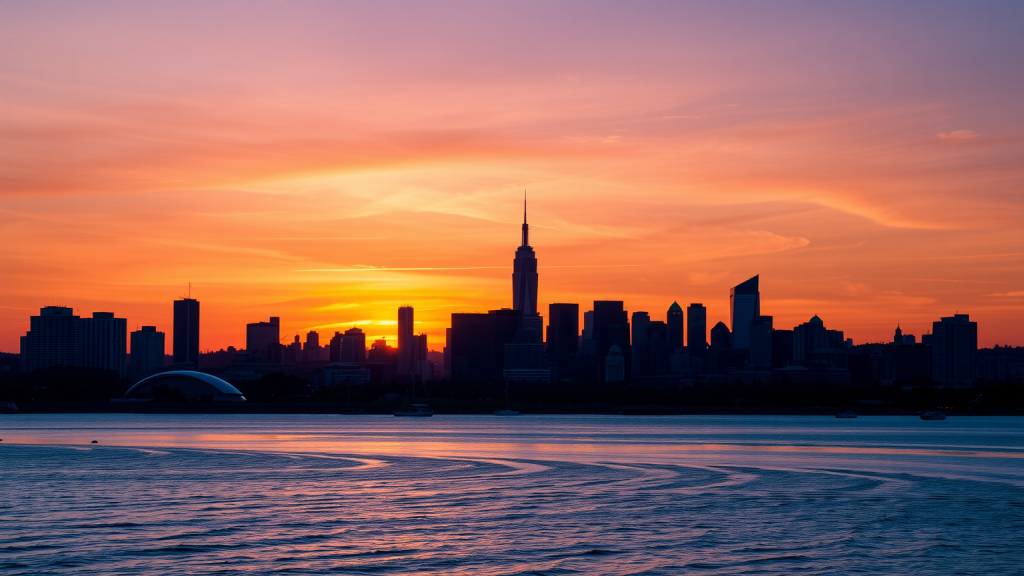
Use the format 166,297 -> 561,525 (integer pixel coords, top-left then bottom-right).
2,1 -> 1022,351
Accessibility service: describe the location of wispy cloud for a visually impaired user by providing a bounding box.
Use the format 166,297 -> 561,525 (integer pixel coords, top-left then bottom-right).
937,130 -> 979,142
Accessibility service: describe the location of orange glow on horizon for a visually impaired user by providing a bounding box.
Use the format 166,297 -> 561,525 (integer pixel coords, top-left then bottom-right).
1,2 -> 1022,351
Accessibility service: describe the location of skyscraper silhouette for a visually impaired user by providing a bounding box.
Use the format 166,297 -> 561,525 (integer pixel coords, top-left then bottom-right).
667,302 -> 683,352
341,327 -> 366,364
710,321 -> 731,349
686,303 -> 707,353
173,297 -> 200,368
594,301 -> 630,381
397,306 -> 415,377
130,326 -> 165,381
932,314 -> 977,386
749,315 -> 773,368
450,309 -> 522,381
729,275 -> 760,349
82,311 -> 127,378
546,303 -> 579,371
21,306 -> 81,371
631,311 -> 650,376
512,194 -> 540,338
246,317 -> 280,362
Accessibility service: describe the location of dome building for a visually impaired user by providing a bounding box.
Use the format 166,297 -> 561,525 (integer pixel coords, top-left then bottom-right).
122,370 -> 246,403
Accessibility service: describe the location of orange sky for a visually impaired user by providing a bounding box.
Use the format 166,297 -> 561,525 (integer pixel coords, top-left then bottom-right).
2,1 -> 1022,352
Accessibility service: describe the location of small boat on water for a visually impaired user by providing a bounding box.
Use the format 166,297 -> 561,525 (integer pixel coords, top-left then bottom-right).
0,401 -> 19,414
920,410 -> 947,421
835,410 -> 858,419
393,376 -> 433,417
393,403 -> 434,417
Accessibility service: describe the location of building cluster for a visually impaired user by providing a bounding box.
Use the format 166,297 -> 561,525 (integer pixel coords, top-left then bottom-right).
14,202 -> 1021,389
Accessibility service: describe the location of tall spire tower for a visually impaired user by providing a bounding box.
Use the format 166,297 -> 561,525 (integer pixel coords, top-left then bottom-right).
521,191 -> 529,247
512,192 -> 541,338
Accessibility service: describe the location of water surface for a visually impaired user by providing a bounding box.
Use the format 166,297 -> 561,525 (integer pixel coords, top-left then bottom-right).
2,415 -> 1022,574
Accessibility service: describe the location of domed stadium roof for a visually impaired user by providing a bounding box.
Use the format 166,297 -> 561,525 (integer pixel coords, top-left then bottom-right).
124,371 -> 246,403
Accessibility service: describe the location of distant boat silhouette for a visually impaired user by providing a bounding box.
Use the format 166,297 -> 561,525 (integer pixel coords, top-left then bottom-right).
393,403 -> 434,417
835,410 -> 858,419
920,411 -> 947,421
394,376 -> 433,417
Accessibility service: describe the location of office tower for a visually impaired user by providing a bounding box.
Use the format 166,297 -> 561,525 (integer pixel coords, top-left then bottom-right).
903,334 -> 916,345
414,333 -> 429,380
397,306 -> 415,376
303,331 -> 320,363
792,315 -> 845,362
893,324 -> 903,344
932,314 -> 977,386
710,321 -> 731,349
646,321 -> 670,375
450,309 -> 521,381
631,311 -> 650,376
667,302 -> 684,352
82,312 -> 127,378
130,326 -> 165,381
708,321 -> 731,374
729,275 -> 760,349
504,326 -> 550,383
340,327 -> 366,364
173,298 -> 200,368
604,344 -> 625,383
285,334 -> 301,364
582,311 -> 594,339
443,327 -> 452,379
593,301 -> 630,382
329,332 -> 343,362
22,306 -> 82,371
546,303 -> 579,363
686,303 -> 707,353
246,317 -> 280,361
749,315 -> 773,369
771,329 -> 794,368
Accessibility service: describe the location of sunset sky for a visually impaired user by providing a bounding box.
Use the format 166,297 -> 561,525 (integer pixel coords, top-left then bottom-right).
2,1 -> 1022,352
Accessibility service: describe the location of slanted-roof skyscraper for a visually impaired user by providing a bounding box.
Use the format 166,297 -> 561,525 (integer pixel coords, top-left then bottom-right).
729,275 -> 760,349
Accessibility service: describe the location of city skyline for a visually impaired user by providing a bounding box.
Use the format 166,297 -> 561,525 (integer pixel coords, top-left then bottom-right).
2,2 -> 1023,353
2,204 -> 1019,355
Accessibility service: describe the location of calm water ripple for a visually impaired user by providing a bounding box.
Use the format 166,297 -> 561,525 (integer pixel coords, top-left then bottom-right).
1,414 -> 1022,575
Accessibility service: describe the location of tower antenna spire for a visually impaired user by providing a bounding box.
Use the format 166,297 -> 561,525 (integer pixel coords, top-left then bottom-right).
521,190 -> 529,246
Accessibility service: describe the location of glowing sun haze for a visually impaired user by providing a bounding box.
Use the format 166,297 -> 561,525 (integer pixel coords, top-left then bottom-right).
2,1 -> 1022,352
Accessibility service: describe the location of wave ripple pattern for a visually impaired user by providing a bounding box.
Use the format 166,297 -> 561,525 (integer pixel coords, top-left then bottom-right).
1,415 -> 1023,575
